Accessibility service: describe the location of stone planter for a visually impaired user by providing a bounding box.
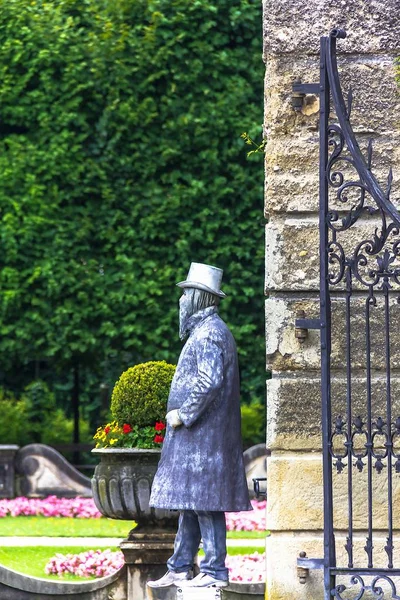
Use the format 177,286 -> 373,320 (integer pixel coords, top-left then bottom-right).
92,448 -> 178,600
91,448 -> 178,530
0,445 -> 19,499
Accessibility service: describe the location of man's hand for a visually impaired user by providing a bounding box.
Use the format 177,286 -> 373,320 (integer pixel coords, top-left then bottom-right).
166,409 -> 183,428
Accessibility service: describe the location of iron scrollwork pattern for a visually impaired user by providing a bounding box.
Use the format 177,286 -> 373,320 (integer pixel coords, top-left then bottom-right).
332,575 -> 400,600
326,122 -> 400,290
304,26 -> 400,598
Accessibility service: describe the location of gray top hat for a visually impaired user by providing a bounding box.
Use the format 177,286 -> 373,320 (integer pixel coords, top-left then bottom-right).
177,262 -> 226,298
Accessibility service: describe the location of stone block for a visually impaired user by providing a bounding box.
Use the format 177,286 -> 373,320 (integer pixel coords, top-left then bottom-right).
266,295 -> 400,372
266,533 -> 323,600
15,443 -> 92,498
267,453 -> 400,531
267,532 -> 400,600
267,374 -> 400,451
264,54 -> 400,215
263,0 -> 400,56
264,55 -> 400,132
265,135 -> 400,215
265,215 -> 400,293
265,217 -> 319,292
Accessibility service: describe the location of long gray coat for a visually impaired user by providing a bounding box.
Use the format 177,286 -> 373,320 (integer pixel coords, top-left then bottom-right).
150,306 -> 252,512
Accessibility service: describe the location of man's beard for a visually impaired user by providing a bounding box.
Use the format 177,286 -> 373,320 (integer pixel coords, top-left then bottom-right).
179,302 -> 193,341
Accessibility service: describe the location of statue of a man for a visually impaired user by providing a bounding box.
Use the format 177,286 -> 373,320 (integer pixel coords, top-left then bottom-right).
148,262 -> 252,589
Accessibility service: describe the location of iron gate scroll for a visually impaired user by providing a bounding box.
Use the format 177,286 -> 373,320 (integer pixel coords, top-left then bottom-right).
294,30 -> 400,599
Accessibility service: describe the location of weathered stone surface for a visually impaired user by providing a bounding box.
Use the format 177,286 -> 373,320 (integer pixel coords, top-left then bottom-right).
243,444 -> 268,498
266,533 -> 323,600
267,374 -> 400,451
265,135 -> 400,215
267,453 -> 400,531
265,215 -> 400,292
265,217 -> 319,291
266,295 -> 400,372
122,531 -> 176,600
267,532 -> 400,600
263,0 -> 400,56
264,3 -> 400,598
264,55 -> 400,137
15,444 -> 92,498
265,296 -> 320,371
0,562 -> 126,599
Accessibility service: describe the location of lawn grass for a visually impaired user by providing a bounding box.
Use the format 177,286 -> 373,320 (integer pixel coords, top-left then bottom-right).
0,546 -> 119,580
228,530 -> 267,539
0,516 -> 267,539
0,545 -> 262,581
0,516 -> 134,537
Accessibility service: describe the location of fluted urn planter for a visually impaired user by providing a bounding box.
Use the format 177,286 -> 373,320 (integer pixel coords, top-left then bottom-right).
91,447 -> 178,531
92,448 -> 178,600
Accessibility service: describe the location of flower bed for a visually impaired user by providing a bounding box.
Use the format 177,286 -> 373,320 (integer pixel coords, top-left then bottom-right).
227,552 -> 265,583
45,549 -> 125,578
45,549 -> 266,582
0,497 -> 267,530
0,496 -> 103,519
226,499 -> 266,531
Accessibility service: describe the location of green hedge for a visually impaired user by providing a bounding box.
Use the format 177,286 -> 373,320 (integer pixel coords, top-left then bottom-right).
0,0 -> 265,430
0,383 -> 90,446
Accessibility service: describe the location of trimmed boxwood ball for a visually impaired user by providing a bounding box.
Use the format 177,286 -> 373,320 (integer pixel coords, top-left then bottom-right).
111,361 -> 176,427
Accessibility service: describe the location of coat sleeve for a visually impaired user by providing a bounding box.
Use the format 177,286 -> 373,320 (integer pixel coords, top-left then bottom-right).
177,337 -> 224,428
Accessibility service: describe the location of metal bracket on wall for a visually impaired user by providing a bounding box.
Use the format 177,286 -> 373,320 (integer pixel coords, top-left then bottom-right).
295,310 -> 322,343
297,552 -> 324,584
291,80 -> 320,111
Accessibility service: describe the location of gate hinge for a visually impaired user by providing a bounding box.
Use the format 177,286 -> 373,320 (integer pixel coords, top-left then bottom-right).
295,310 -> 322,343
291,80 -> 320,111
292,81 -> 320,96
297,552 -> 324,584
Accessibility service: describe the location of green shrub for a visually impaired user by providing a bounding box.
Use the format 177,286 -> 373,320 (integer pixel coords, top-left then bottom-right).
0,0 -> 265,423
241,402 -> 265,449
41,413 -> 91,446
0,390 -> 30,446
111,361 -> 175,426
0,383 -> 91,446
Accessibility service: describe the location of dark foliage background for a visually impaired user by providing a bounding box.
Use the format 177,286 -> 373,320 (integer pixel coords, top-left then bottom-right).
0,0 -> 265,447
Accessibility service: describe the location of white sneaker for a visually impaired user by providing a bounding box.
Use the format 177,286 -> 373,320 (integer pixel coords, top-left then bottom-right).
147,570 -> 192,588
176,573 -> 229,588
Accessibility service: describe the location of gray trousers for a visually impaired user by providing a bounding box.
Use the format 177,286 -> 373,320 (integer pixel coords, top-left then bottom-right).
167,510 -> 229,581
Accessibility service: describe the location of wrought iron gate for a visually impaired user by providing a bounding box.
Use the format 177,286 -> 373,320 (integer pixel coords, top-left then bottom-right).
294,29 -> 400,599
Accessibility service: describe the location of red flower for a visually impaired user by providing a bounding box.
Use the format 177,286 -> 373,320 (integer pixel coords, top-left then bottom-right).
154,434 -> 164,444
104,426 -> 111,435
155,421 -> 166,431
123,424 -> 133,434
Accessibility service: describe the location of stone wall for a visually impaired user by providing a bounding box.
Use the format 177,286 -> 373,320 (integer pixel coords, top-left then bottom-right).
263,2 -> 400,599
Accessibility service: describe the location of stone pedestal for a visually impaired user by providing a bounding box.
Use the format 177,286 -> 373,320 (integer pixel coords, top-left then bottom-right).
146,583 -> 265,600
120,530 -> 176,600
0,446 -> 19,499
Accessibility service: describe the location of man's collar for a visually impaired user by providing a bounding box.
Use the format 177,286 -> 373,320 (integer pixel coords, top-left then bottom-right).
186,306 -> 218,335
